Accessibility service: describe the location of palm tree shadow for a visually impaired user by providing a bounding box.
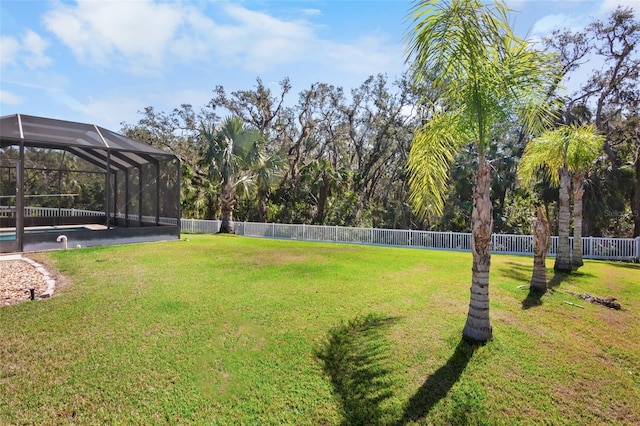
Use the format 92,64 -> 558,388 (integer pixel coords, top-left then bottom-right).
548,270 -> 570,289
316,313 -> 400,426
398,338 -> 480,425
521,270 -> 571,310
499,261 -> 532,283
521,287 -> 547,309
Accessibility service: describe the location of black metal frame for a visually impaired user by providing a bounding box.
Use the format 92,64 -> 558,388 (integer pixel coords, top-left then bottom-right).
0,114 -> 180,252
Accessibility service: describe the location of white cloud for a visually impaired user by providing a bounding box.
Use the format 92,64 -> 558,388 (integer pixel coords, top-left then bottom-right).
0,90 -> 25,105
43,0 -> 184,73
505,0 -> 528,12
530,13 -> 587,37
324,34 -> 403,75
0,36 -> 20,67
210,3 -> 316,72
600,0 -> 640,14
40,1 -> 401,79
528,1 -> 640,40
79,96 -> 145,129
0,32 -> 51,69
301,9 -> 322,17
23,30 -> 52,69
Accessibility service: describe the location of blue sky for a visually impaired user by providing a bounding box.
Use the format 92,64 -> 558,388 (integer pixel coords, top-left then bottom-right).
1,0 -> 638,131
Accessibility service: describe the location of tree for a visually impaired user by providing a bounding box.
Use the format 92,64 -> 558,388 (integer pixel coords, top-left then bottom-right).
405,0 -> 557,342
530,203 -> 551,290
121,104 -> 217,219
544,7 -> 639,237
567,127 -> 605,266
202,117 -> 263,233
518,124 -> 604,270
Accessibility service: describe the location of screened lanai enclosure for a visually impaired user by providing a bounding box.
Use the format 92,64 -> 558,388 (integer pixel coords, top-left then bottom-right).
0,114 -> 180,253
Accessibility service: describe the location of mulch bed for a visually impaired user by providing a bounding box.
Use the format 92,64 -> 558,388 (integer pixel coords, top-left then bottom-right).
1,259 -> 50,307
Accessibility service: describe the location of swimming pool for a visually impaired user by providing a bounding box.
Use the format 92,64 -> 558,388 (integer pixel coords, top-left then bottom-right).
0,224 -> 108,241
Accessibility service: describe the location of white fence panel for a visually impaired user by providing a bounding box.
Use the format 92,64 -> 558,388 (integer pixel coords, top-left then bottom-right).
587,236 -> 638,259
179,220 -> 639,261
181,218 -> 221,234
492,234 -> 534,254
10,206 -> 639,260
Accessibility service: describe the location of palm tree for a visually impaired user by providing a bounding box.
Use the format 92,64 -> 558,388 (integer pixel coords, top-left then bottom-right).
202,116 -> 263,233
530,203 -> 551,290
518,124 -> 603,271
566,126 -> 603,267
255,154 -> 285,222
405,0 -> 558,342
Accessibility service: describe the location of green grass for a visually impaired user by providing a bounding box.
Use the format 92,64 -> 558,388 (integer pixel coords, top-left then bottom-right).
1,234 -> 639,425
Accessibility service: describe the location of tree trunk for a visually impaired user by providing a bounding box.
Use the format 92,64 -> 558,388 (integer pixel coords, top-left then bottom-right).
219,183 -> 235,234
316,170 -> 330,225
633,157 -> 640,238
257,188 -> 268,222
554,167 -> 572,272
572,172 -> 585,268
462,158 -> 493,342
531,205 -> 551,290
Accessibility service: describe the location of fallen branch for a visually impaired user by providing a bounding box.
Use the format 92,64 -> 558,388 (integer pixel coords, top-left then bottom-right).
579,293 -> 622,310
564,301 -> 585,308
566,292 -> 622,310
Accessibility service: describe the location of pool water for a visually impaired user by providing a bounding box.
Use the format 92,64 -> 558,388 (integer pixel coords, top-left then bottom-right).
0,226 -> 95,241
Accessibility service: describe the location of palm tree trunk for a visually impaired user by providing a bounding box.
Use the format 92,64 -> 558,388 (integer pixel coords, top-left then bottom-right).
572,172 -> 584,268
633,157 -> 640,238
462,158 -> 493,342
531,205 -> 551,290
316,170 -> 330,225
257,188 -> 268,222
554,167 -> 572,272
219,183 -> 235,234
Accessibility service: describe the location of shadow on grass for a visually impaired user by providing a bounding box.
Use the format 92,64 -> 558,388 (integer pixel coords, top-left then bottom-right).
521,287 -> 547,310
605,261 -> 640,270
521,269 -> 572,310
499,261 -> 531,283
398,338 -> 480,425
316,313 -> 400,426
548,269 -> 571,289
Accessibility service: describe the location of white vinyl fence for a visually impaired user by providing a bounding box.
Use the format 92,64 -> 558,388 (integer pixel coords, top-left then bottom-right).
181,218 -> 640,261
2,207 -> 638,260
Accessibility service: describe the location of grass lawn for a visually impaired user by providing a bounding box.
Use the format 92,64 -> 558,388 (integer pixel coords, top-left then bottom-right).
1,234 -> 639,425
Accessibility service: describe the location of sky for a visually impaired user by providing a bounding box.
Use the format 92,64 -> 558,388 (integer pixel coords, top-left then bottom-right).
1,0 -> 638,132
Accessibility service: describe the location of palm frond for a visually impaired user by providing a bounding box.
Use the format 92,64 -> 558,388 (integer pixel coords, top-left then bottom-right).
406,0 -> 560,154
518,129 -> 565,188
518,124 -> 603,189
565,124 -> 605,173
408,110 -> 471,219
